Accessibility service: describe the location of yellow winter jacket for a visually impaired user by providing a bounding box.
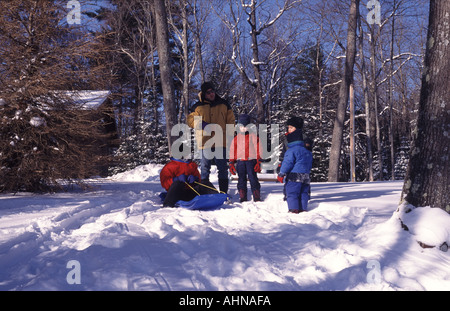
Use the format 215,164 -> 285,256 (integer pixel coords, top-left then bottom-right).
187,92 -> 235,149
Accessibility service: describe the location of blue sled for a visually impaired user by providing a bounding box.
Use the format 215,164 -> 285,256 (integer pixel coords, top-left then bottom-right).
176,193 -> 228,210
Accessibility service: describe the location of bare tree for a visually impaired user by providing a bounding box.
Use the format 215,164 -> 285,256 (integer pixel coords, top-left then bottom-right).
217,0 -> 301,123
401,0 -> 450,212
168,0 -> 199,122
328,0 -> 360,182
387,0 -> 397,181
358,0 -> 424,181
357,10 -> 374,181
191,0 -> 212,83
107,1 -> 157,128
153,0 -> 177,154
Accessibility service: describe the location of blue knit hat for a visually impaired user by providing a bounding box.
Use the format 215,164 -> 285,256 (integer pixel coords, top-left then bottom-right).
238,114 -> 251,126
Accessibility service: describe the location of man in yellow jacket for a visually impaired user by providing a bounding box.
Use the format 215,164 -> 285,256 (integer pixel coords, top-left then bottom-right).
187,82 -> 235,194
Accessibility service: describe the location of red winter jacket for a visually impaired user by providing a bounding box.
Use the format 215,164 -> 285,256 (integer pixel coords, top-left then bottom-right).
229,132 -> 261,162
160,158 -> 201,191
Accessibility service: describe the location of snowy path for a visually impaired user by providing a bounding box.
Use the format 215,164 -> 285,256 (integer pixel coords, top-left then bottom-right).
0,167 -> 449,291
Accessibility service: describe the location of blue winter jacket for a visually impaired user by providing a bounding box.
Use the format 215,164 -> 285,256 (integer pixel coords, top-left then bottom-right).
279,140 -> 312,177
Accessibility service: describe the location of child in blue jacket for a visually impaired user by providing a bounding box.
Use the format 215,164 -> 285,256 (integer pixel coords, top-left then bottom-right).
277,117 -> 312,213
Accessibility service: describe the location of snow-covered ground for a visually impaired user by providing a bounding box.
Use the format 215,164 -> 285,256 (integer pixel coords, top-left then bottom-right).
0,164 -> 449,291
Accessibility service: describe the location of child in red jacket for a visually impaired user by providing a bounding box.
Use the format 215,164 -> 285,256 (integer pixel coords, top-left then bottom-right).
160,156 -> 217,207
229,114 -> 262,202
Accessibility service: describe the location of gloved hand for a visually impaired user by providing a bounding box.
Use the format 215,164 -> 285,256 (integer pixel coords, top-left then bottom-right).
173,174 -> 187,183
229,161 -> 237,175
254,160 -> 261,173
187,175 -> 198,184
277,175 -> 284,183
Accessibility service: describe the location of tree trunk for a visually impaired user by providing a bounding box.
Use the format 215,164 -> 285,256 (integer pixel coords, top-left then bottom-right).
349,83 -> 356,182
150,41 -> 159,136
370,25 -> 383,181
192,0 -> 207,82
153,0 -> 177,154
358,14 -> 374,181
401,0 -> 450,212
182,0 -> 190,122
328,0 -> 360,182
388,2 -> 396,180
248,2 -> 265,124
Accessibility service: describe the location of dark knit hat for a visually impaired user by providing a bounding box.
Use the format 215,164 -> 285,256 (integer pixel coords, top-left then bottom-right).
286,116 -> 304,129
201,81 -> 215,94
238,114 -> 251,126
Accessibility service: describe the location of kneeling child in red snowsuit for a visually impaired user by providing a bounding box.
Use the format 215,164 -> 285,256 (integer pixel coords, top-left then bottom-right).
160,157 -> 217,207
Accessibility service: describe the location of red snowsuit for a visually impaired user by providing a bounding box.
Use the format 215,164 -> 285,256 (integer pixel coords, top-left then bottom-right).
160,158 -> 201,191
229,132 -> 261,162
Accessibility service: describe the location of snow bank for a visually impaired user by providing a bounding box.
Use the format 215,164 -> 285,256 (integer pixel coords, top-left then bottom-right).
0,165 -> 449,291
111,163 -> 221,183
396,204 -> 450,250
110,164 -> 164,182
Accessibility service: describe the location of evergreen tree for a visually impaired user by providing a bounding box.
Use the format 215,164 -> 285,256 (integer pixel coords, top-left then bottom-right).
0,0 -> 111,192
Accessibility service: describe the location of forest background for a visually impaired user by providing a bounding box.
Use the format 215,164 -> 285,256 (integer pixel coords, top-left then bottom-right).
101,0 -> 429,184
0,0 -> 431,188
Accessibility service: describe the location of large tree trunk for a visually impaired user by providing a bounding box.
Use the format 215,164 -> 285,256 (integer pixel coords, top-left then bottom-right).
328,0 -> 360,182
401,0 -> 450,212
153,0 -> 177,154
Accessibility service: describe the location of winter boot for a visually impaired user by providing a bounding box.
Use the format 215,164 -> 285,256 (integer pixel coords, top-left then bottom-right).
239,189 -> 248,202
218,178 -> 229,194
252,189 -> 261,202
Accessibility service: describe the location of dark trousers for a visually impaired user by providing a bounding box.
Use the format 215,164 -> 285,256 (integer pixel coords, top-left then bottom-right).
200,147 -> 229,193
200,147 -> 229,181
236,160 -> 260,193
163,180 -> 218,207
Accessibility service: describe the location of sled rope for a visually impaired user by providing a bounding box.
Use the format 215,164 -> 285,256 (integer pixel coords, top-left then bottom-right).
185,182 -> 201,196
194,181 -> 225,194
